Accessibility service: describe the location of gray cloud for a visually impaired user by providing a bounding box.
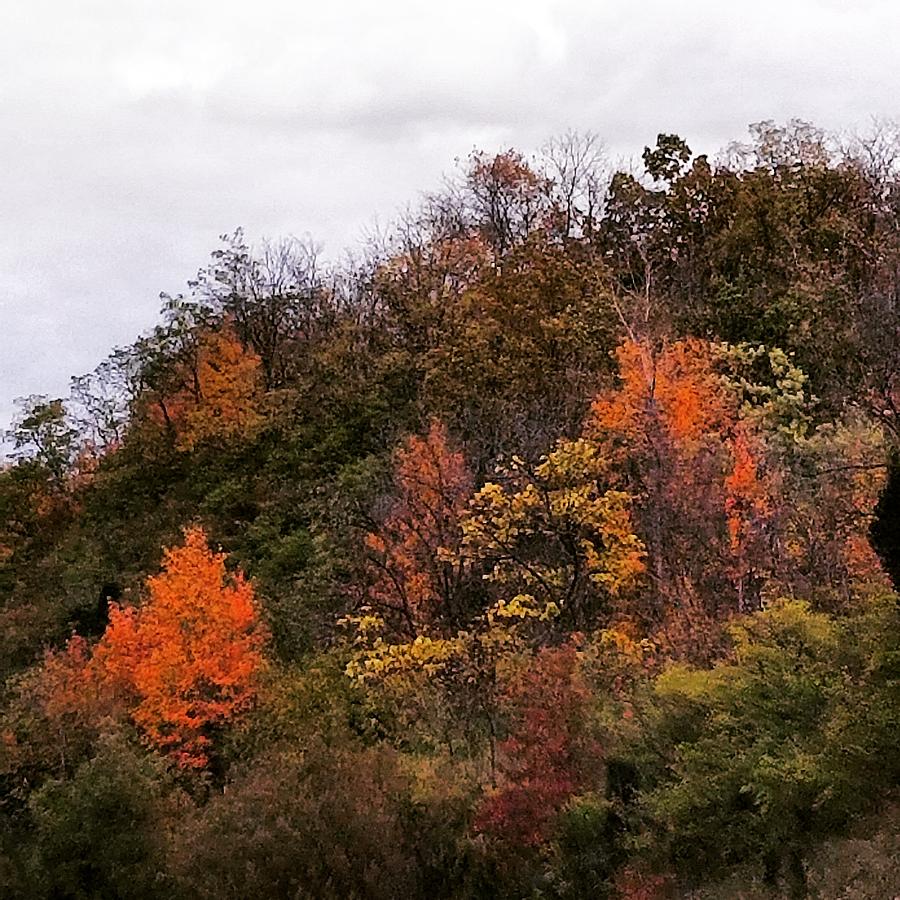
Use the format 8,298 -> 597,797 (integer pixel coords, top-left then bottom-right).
2,0 -> 899,432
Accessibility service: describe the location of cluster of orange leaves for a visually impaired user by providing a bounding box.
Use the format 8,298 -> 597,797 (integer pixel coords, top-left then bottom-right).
152,327 -> 265,451
590,339 -> 733,449
467,149 -> 547,202
96,527 -> 267,767
723,428 -> 773,561
587,339 -> 776,600
29,527 -> 267,769
365,420 -> 472,628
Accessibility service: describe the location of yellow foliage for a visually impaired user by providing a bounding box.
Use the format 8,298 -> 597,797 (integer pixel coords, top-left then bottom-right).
459,438 -> 645,623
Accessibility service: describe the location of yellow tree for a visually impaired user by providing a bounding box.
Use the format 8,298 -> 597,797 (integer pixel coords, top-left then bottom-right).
175,327 -> 266,451
139,325 -> 266,451
459,438 -> 645,630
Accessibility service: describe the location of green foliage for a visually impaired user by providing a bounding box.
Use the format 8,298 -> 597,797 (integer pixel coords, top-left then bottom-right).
632,597 -> 900,893
7,396 -> 77,486
549,794 -> 621,899
642,133 -> 692,184
23,731 -> 174,900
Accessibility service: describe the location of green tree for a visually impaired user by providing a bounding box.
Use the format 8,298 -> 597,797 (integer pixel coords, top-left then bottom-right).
25,731 -> 173,900
8,396 -> 77,487
634,597 -> 900,896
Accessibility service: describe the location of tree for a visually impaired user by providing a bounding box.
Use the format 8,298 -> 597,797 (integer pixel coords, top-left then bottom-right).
464,150 -> 549,258
364,420 -> 474,631
0,635 -> 118,788
95,526 -> 267,768
580,337 -> 877,637
585,338 -> 768,631
169,743 -> 472,900
540,130 -> 608,241
419,233 -> 618,464
642,133 -> 692,184
173,327 -> 266,451
474,639 -> 602,847
134,321 -> 266,452
634,597 -> 900,897
128,293 -> 215,434
25,732 -> 172,900
68,356 -> 130,454
459,439 -> 645,630
7,396 -> 77,488
190,230 -> 329,389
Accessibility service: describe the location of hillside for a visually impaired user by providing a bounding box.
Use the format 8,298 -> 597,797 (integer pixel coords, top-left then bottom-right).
2,122 -> 899,898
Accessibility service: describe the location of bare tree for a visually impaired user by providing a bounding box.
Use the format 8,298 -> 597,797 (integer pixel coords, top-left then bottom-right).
540,130 -> 609,240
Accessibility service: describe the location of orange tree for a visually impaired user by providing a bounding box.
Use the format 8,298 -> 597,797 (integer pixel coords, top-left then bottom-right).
170,327 -> 266,452
364,419 -> 474,632
95,526 -> 267,768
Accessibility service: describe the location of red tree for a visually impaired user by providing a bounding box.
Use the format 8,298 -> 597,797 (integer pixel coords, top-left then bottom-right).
474,640 -> 601,847
365,420 -> 473,630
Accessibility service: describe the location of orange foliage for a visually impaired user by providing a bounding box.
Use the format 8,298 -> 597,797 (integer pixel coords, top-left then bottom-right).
586,339 -> 778,628
95,526 -> 267,768
37,636 -> 100,724
365,420 -> 473,630
588,338 -> 732,453
723,428 -> 775,607
724,429 -> 771,547
377,233 -> 492,291
840,462 -> 887,582
151,327 -> 265,451
180,328 -> 265,450
467,149 -> 547,211
1,635 -> 121,777
466,150 -> 549,253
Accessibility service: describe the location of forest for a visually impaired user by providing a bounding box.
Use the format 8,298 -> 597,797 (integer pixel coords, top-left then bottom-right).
1,120 -> 899,898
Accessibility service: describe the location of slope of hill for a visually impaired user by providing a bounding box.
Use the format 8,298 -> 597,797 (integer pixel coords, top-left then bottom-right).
2,121 -> 899,898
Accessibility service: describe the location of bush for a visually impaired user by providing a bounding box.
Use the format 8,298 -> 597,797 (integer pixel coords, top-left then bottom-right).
170,741 -> 474,900
24,731 -> 174,899
632,597 -> 900,896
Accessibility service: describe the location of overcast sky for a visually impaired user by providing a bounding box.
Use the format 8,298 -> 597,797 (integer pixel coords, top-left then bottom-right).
2,0 -> 899,432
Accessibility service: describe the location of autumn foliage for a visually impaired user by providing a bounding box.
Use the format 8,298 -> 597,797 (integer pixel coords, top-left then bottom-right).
475,640 -> 601,847
4,123 -> 900,897
589,338 -> 733,451
95,527 -> 267,767
365,420 -> 473,630
0,635 -> 118,781
586,340 -> 780,630
149,326 -> 265,451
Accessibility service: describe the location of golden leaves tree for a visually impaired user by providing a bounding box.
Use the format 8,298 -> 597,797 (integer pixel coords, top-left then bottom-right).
174,328 -> 266,451
459,439 -> 645,630
140,324 -> 266,452
348,430 -> 644,776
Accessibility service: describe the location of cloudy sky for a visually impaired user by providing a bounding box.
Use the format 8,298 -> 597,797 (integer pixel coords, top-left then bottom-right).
2,0 -> 899,431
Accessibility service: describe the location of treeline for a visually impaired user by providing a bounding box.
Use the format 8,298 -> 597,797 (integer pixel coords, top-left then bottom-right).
1,120 -> 900,898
